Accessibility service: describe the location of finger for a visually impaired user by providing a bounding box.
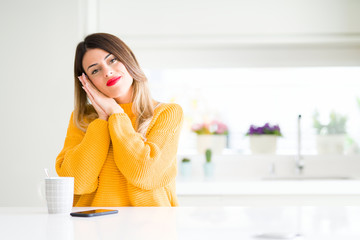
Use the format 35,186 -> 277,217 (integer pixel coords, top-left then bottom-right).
92,99 -> 107,116
83,81 -> 106,111
82,74 -> 106,97
82,73 -> 92,87
81,76 -> 98,97
82,86 -> 99,109
77,75 -> 82,85
86,79 -> 101,95
83,86 -> 106,115
81,73 -> 86,82
77,73 -> 86,87
81,74 -> 89,86
83,85 -> 102,111
82,84 -> 95,101
80,73 -> 88,83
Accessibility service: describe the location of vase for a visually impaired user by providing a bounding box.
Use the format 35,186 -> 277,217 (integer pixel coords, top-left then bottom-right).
203,162 -> 215,179
196,135 -> 226,154
249,135 -> 277,154
180,161 -> 192,177
316,134 -> 345,154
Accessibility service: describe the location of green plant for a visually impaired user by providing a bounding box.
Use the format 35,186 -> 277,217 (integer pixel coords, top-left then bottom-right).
205,149 -> 212,163
181,158 -> 191,163
313,110 -> 347,135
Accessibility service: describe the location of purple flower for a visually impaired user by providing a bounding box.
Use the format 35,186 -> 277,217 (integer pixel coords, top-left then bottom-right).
246,123 -> 282,136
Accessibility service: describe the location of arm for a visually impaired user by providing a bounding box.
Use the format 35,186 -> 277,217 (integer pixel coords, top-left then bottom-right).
55,112 -> 110,194
108,104 -> 183,190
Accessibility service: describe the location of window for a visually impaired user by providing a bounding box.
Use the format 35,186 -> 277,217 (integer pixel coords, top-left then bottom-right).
146,67 -> 360,155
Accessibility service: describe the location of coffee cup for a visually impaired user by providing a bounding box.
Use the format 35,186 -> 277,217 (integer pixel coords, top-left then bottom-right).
45,177 -> 74,214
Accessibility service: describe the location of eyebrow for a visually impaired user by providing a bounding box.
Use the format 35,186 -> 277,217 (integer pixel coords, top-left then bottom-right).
87,53 -> 112,70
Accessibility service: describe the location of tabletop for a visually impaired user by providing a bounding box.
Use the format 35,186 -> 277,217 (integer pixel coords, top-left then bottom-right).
1,206 -> 360,240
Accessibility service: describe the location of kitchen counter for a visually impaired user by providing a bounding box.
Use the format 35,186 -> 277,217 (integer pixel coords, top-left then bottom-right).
176,178 -> 360,195
176,178 -> 360,206
1,207 -> 360,240
175,154 -> 360,206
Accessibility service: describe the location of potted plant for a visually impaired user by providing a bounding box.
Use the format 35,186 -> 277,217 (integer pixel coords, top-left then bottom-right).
203,149 -> 214,179
191,120 -> 228,154
180,158 -> 192,177
246,123 -> 282,154
313,110 -> 347,154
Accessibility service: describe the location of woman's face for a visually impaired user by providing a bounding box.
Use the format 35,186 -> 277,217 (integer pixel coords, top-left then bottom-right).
82,48 -> 133,103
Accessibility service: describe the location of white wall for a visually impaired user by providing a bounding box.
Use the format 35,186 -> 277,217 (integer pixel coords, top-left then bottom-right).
0,0 -> 80,206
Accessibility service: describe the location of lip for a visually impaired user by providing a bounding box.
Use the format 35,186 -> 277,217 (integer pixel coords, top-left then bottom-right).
106,76 -> 121,86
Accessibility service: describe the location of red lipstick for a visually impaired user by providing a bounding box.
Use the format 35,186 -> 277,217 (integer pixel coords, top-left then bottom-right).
106,76 -> 121,86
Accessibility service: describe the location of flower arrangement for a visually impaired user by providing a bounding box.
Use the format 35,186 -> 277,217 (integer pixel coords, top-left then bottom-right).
191,120 -> 229,135
246,123 -> 282,136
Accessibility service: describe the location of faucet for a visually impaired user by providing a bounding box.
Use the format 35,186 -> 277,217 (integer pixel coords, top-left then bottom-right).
295,114 -> 304,174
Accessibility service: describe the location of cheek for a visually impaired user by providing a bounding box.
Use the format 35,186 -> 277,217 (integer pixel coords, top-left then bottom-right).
123,76 -> 134,89
123,70 -> 133,84
90,77 -> 105,90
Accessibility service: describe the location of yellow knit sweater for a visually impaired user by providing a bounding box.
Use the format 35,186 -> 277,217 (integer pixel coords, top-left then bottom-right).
56,102 -> 183,207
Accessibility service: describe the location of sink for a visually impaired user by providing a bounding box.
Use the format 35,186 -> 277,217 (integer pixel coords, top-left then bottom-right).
262,176 -> 353,181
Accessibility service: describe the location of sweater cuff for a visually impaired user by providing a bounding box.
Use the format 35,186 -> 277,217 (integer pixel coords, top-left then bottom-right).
108,113 -> 136,139
108,112 -> 128,121
86,118 -> 110,142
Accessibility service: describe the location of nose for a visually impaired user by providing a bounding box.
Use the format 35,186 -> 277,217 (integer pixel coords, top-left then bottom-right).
104,65 -> 113,78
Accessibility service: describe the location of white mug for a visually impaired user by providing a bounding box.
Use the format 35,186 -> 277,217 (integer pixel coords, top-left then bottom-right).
45,177 -> 74,214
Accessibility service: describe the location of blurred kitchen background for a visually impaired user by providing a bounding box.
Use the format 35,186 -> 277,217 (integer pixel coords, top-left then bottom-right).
1,0 -> 360,206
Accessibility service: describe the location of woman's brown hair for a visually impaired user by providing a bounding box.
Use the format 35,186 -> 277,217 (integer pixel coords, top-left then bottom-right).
73,33 -> 154,137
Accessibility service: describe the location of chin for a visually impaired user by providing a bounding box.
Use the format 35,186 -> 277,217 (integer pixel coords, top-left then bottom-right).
108,91 -> 126,99
104,85 -> 132,100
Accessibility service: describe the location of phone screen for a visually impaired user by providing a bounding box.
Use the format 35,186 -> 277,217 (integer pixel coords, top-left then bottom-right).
70,209 -> 118,217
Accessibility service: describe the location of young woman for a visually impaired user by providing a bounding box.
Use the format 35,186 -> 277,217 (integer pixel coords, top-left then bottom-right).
56,33 -> 183,207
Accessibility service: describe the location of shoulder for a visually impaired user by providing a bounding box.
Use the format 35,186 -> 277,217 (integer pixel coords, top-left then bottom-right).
148,103 -> 184,134
154,103 -> 183,119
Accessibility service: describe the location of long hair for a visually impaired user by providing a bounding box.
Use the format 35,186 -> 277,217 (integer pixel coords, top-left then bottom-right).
73,33 -> 154,137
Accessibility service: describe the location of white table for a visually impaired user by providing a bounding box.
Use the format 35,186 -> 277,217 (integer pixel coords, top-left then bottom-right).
1,206 -> 360,240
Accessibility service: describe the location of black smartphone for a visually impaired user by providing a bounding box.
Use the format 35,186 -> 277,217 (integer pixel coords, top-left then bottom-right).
70,209 -> 118,217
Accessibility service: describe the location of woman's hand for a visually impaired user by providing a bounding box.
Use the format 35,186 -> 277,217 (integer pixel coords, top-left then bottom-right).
78,73 -> 123,120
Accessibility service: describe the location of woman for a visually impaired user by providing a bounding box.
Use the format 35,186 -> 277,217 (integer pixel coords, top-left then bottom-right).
56,33 -> 183,207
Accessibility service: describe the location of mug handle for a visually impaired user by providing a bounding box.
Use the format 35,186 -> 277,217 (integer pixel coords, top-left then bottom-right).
37,180 -> 46,204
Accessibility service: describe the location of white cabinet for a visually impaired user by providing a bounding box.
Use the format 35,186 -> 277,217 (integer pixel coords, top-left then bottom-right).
96,0 -> 360,67
176,154 -> 360,206
99,0 -> 360,36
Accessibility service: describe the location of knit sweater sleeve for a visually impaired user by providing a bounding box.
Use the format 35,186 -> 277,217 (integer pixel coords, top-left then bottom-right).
55,112 -> 110,194
108,104 -> 183,190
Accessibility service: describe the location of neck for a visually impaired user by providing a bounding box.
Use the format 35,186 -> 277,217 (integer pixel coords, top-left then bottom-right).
114,86 -> 133,104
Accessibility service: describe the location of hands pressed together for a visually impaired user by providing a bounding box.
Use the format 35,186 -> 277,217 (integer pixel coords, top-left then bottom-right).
78,73 -> 123,121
